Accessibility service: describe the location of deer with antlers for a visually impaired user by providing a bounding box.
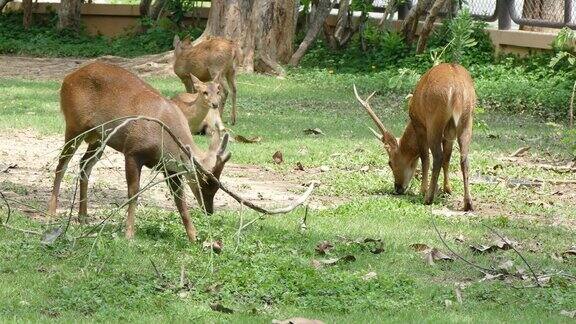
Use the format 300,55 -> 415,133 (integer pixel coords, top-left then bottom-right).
354,63 -> 475,211
173,35 -> 240,125
48,62 -> 315,242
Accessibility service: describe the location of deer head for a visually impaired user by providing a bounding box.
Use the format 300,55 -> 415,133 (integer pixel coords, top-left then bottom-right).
354,85 -> 418,195
190,73 -> 225,132
186,130 -> 231,214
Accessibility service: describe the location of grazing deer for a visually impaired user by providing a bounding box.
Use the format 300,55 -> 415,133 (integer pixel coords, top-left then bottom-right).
170,75 -> 226,134
47,62 -> 232,242
354,63 -> 475,211
173,35 -> 239,125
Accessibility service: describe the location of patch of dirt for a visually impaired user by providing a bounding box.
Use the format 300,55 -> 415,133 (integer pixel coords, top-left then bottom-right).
0,52 -> 175,81
0,129 -> 340,221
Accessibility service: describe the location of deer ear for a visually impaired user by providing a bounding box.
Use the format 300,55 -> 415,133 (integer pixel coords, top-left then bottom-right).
190,73 -> 203,89
212,70 -> 223,83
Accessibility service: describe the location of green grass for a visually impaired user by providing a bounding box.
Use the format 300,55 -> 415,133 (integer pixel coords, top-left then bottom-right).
0,70 -> 575,322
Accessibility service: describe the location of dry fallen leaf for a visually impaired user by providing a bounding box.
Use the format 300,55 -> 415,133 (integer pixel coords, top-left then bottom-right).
423,248 -> 454,265
272,317 -> 325,324
272,151 -> 284,164
319,165 -> 330,172
303,128 -> 324,135
454,284 -> 463,304
313,255 -> 356,268
204,283 -> 223,294
560,310 -> 576,318
315,241 -> 334,255
362,271 -> 377,281
562,247 -> 576,258
479,273 -> 503,282
202,240 -> 223,254
410,243 -> 431,252
294,161 -> 305,171
233,134 -> 262,143
454,234 -> 466,243
359,165 -> 369,172
210,303 -> 234,314
511,146 -> 531,157
498,260 -> 515,274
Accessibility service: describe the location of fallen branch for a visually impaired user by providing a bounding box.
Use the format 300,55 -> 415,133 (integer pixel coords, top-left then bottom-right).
482,223 -> 541,287
0,190 -> 42,235
431,216 -> 497,275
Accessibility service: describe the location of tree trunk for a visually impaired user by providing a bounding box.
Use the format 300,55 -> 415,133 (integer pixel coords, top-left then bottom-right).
379,0 -> 398,30
416,0 -> 450,53
0,0 -> 13,12
289,0 -> 334,66
22,0 -> 32,29
197,0 -> 297,75
520,0 -> 563,32
150,0 -> 166,21
57,0 -> 82,31
401,0 -> 433,45
139,0 -> 152,18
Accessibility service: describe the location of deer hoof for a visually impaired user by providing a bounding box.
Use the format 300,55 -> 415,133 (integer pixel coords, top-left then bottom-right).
463,201 -> 474,211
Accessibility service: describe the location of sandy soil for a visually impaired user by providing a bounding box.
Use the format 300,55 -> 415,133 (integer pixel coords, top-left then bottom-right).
0,52 -> 175,81
0,129 -> 339,221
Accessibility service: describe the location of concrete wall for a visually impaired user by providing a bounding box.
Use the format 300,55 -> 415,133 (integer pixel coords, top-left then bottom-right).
4,2 -> 557,55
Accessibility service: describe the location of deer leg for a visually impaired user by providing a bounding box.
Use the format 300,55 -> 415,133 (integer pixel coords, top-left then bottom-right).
78,141 -> 103,224
165,171 -> 197,242
125,156 -> 143,240
227,69 -> 237,125
458,119 -> 473,211
48,133 -> 83,215
424,131 -> 444,205
442,138 -> 454,195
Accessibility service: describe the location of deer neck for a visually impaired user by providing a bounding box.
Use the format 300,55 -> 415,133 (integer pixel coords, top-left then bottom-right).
397,120 -> 420,161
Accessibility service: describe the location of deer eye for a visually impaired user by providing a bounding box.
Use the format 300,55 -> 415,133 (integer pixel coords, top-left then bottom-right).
388,161 -> 392,167
203,91 -> 208,95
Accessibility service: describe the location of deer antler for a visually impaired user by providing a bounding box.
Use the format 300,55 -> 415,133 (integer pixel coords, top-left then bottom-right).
353,85 -> 399,151
353,84 -> 390,140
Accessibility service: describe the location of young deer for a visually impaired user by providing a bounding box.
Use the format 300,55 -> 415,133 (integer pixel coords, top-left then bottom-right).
173,35 -> 239,124
170,74 -> 225,134
354,63 -> 476,211
47,62 -> 231,242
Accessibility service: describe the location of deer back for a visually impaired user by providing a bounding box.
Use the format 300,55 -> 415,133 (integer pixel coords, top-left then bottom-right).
408,63 -> 476,138
173,36 -> 237,82
61,62 -> 199,168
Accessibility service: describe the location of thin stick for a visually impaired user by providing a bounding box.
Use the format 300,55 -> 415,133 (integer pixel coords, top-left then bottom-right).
482,223 -> 541,287
431,216 -> 497,274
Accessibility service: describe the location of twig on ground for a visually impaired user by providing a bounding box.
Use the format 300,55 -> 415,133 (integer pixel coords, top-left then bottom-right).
482,223 -> 541,287
431,216 -> 497,274
0,190 -> 42,235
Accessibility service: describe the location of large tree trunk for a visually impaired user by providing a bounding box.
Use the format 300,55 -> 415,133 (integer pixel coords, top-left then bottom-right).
22,0 -> 32,29
197,0 -> 297,75
57,0 -> 82,31
0,0 -> 13,12
323,0 -> 356,49
289,0 -> 334,66
520,0 -> 563,32
416,0 -> 450,53
401,0 -> 433,45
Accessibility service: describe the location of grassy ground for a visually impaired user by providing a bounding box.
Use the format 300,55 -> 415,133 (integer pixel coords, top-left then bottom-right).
0,70 -> 575,322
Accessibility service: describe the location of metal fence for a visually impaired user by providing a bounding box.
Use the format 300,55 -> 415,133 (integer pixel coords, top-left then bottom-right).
335,0 -> 576,30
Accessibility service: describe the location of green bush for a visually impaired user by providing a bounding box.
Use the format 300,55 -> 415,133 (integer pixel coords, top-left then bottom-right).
0,12 -> 201,57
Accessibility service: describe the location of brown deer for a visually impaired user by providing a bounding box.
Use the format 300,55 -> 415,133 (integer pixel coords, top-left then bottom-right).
173,35 -> 239,125
47,61 -> 232,242
354,63 -> 475,211
170,75 -> 225,134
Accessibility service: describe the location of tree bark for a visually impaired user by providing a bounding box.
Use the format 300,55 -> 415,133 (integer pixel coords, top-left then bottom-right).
197,0 -> 297,75
401,0 -> 433,45
0,0 -> 13,12
289,0 -> 334,66
520,0 -> 563,32
416,0 -> 450,53
22,0 -> 32,29
57,0 -> 82,31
